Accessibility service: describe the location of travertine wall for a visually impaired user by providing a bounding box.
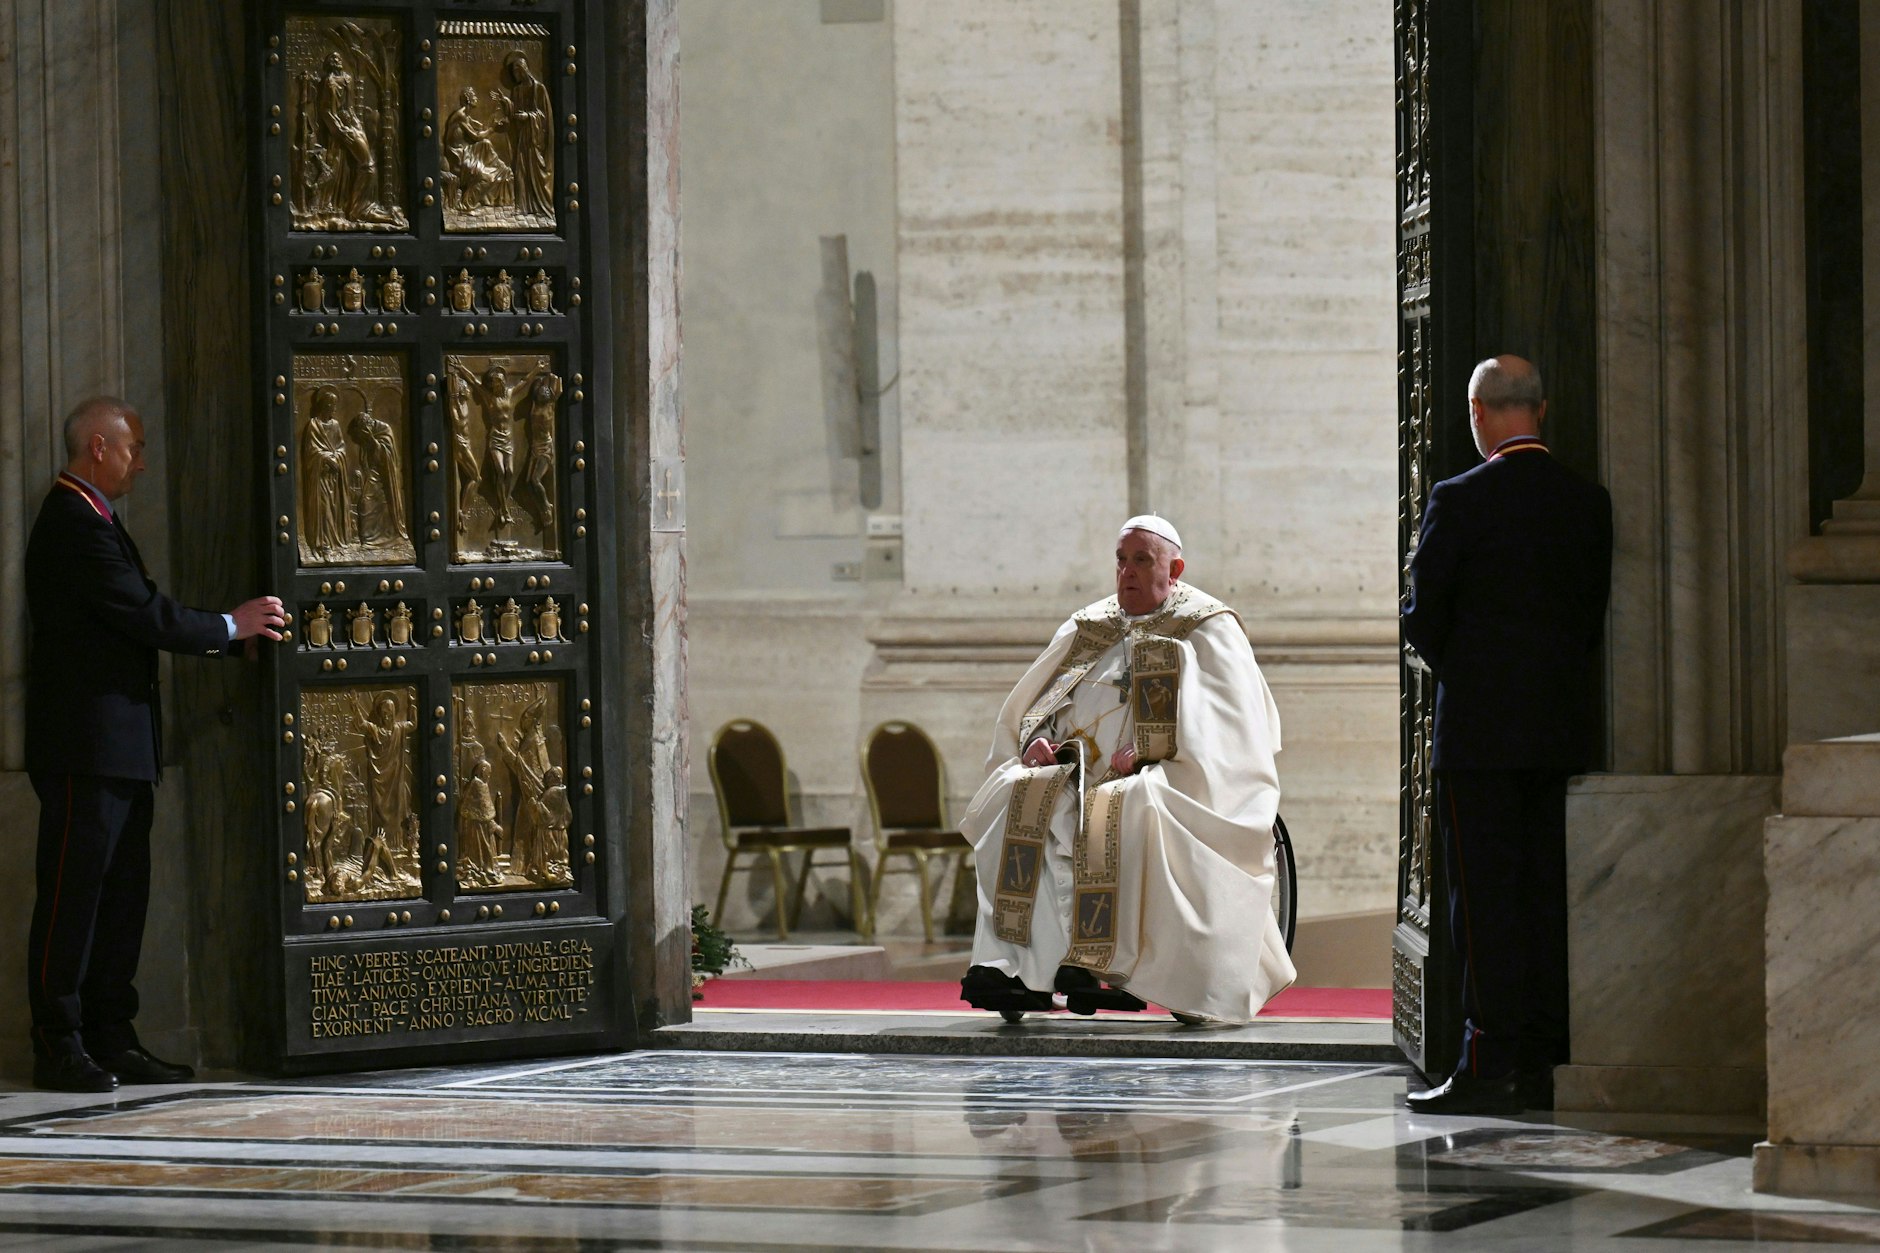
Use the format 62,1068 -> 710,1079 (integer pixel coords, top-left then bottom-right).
684,0 -> 1399,936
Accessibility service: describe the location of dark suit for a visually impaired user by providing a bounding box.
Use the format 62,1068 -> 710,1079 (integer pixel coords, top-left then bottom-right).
23,472 -> 229,1061
1402,438 -> 1612,1080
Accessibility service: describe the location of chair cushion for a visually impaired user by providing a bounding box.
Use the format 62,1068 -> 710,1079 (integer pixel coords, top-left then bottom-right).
732,826 -> 853,850
884,828 -> 969,851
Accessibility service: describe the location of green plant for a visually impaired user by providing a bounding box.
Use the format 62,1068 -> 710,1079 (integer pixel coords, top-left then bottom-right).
690,904 -> 746,998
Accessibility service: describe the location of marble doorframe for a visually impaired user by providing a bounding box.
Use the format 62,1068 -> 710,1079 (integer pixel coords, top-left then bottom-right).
602,0 -> 693,1031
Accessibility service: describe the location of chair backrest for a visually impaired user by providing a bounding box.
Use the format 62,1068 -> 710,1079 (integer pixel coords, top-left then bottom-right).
709,719 -> 792,844
861,720 -> 948,842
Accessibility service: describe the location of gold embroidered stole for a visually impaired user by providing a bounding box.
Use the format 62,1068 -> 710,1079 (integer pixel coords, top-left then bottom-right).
991,763 -> 1074,943
992,587 -> 1233,951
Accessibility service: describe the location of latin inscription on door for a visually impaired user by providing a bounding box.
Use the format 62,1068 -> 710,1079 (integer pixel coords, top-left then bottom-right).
307,937 -> 596,1039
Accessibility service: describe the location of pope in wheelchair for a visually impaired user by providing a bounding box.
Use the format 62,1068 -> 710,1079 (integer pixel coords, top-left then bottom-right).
959,516 -> 1296,1024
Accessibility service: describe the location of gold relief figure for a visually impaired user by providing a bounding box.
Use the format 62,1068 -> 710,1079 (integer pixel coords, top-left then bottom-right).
447,371 -> 480,513
517,370 -> 561,530
286,16 -> 407,232
340,268 -> 365,313
497,598 -> 522,642
534,597 -> 562,641
299,685 -> 422,903
441,87 -> 514,215
436,22 -> 554,233
458,598 -> 485,643
444,353 -> 559,562
452,679 -> 570,891
348,603 -> 376,647
387,602 -> 414,646
379,268 -> 406,312
499,691 -> 569,886
450,268 -> 477,313
301,732 -> 349,893
501,54 -> 555,222
531,767 -> 574,883
526,268 -> 553,314
489,269 -> 515,312
348,394 -> 410,544
298,268 -> 326,313
293,353 -> 414,568
306,603 -> 333,648
458,360 -> 528,533
298,385 -> 351,561
352,691 -> 418,881
456,759 -> 505,887
455,700 -> 487,783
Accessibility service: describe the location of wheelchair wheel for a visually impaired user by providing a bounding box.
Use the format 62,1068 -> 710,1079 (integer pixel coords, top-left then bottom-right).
1273,813 -> 1298,953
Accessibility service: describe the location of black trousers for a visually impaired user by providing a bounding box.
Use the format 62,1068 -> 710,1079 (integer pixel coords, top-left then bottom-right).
1433,768 -> 1570,1080
26,773 -> 153,1061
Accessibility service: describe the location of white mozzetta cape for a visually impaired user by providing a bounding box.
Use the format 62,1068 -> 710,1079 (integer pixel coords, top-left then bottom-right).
960,587 -> 1296,1022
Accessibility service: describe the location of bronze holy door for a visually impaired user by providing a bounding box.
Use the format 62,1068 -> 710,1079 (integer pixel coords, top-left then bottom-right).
1392,0 -> 1472,1081
253,0 -> 624,1069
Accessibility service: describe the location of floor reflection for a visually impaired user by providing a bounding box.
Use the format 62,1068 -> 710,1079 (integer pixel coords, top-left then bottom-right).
0,1050 -> 1871,1250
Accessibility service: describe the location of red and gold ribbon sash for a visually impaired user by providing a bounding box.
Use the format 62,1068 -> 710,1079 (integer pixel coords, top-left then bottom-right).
1487,436 -> 1549,461
55,473 -> 110,519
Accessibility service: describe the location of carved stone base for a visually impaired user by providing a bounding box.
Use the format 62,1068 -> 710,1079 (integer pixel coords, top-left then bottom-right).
1553,1064 -> 1765,1118
1754,1142 -> 1880,1198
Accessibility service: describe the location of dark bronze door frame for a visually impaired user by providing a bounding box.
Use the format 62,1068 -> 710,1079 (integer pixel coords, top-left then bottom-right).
1393,0 -> 1473,1081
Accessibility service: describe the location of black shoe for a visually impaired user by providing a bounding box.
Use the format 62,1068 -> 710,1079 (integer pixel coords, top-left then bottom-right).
1405,1071 -> 1526,1116
1054,965 -> 1100,993
961,965 -> 1054,1015
32,1053 -> 117,1094
95,1046 -> 194,1085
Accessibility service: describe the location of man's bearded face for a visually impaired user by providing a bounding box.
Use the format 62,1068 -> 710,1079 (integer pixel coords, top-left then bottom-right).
1115,529 -> 1183,615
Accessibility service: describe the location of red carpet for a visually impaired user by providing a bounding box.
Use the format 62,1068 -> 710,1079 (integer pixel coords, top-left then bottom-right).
695,979 -> 1390,1020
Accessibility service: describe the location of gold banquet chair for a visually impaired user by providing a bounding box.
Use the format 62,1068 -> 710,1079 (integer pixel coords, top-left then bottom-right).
708,718 -> 868,941
860,720 -> 971,943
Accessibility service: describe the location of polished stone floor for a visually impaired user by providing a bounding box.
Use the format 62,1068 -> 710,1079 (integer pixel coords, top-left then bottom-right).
0,1050 -> 1871,1249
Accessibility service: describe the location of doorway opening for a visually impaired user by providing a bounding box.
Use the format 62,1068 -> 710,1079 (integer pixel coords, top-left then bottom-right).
674,1 -> 1401,1049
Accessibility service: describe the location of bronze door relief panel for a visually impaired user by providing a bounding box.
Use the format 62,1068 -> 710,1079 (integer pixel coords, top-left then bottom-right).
256,0 -> 617,1069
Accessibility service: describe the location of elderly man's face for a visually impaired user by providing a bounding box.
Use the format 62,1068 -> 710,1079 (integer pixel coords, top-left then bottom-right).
90,410 -> 148,501
1115,529 -> 1183,615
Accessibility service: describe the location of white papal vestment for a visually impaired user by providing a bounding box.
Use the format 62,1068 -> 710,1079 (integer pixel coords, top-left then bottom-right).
960,584 -> 1296,1022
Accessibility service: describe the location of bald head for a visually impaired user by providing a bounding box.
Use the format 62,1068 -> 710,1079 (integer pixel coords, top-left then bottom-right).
1465,355 -> 1547,459
62,395 -> 147,499
1468,355 -> 1545,412
63,396 -> 135,459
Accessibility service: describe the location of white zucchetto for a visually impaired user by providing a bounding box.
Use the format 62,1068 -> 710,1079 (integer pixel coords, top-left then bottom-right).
1119,514 -> 1182,550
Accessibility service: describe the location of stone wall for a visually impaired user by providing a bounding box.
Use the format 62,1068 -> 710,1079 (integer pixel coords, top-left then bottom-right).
0,0 -> 196,1073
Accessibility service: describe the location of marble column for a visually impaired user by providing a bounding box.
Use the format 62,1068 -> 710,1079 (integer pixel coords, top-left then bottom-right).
1563,0 -> 1807,1116
1756,736 -> 1880,1195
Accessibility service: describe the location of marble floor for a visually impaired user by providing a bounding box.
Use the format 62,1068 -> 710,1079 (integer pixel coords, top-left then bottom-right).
0,1050 -> 1871,1250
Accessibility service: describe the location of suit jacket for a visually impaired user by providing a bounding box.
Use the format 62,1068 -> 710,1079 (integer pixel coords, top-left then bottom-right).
1402,446 -> 1613,772
25,475 -> 230,781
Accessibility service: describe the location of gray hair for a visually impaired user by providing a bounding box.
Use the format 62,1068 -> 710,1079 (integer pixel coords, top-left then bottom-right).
62,395 -> 134,457
1468,357 -> 1545,411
